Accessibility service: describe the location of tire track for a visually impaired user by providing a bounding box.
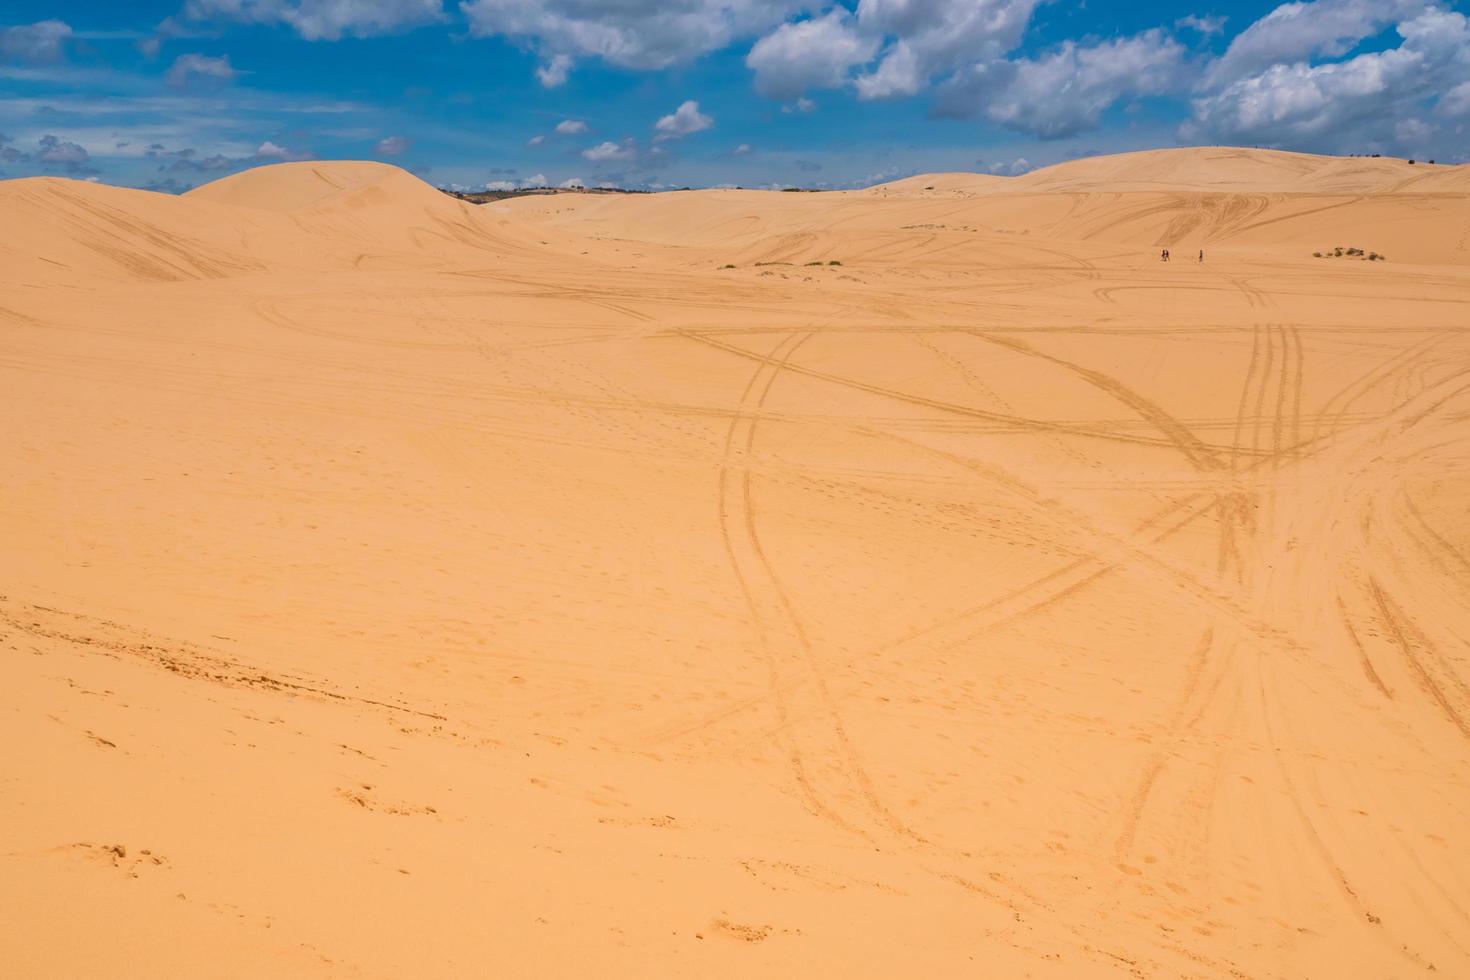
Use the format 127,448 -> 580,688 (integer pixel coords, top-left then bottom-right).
1368,578 -> 1470,740
678,329 -> 1269,458
1113,628 -> 1218,861
715,329 -> 920,841
960,330 -> 1225,472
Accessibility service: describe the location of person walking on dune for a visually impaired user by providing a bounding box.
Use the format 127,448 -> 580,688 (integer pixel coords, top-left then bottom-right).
1161,248 -> 1169,262
1199,249 -> 1204,263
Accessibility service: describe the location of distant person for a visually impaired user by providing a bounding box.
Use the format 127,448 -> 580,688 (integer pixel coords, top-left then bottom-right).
1199,249 -> 1204,263
1161,248 -> 1169,262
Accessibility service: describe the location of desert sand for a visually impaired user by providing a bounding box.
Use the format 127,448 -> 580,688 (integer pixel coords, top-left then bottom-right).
4,146 -> 1470,977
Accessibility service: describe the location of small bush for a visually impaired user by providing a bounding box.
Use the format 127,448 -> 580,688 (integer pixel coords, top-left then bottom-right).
1313,251 -> 1322,257
828,260 -> 842,266
719,264 -> 736,269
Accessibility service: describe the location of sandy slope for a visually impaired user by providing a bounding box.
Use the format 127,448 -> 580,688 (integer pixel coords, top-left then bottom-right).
4,148 -> 1470,978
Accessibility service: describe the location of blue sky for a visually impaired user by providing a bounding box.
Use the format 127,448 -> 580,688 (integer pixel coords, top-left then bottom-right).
2,0 -> 1467,192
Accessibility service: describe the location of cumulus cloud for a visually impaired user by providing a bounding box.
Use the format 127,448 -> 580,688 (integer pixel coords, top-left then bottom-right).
182,0 -> 446,41
854,40 -> 923,99
37,135 -> 88,165
485,179 -> 517,191
527,134 -> 546,146
1185,7 -> 1470,151
1442,80 -> 1470,116
461,0 -> 803,74
555,119 -> 588,135
746,11 -> 878,99
937,29 -> 1187,139
1203,0 -> 1428,88
23,134 -> 98,175
1394,117 -> 1435,144
522,173 -> 548,186
854,0 -> 1041,99
254,140 -> 311,160
987,156 -> 1031,175
154,146 -> 239,174
165,53 -> 237,90
1176,14 -> 1227,36
742,0 -> 1047,103
0,19 -> 72,64
653,100 -> 712,140
558,176 -> 585,188
375,135 -> 411,155
536,53 -> 572,87
582,139 -> 635,161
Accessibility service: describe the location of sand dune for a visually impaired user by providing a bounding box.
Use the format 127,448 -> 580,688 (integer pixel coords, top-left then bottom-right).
4,147 -> 1470,978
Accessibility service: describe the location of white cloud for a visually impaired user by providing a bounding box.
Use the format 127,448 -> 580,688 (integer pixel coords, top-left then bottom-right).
746,11 -> 877,99
937,29 -> 1187,139
165,53 -> 236,90
1185,7 -> 1470,151
536,53 -> 571,87
37,134 -> 89,165
522,173 -> 548,186
988,156 -> 1031,175
852,0 -> 1042,99
1203,0 -> 1428,88
1176,14 -> 1227,36
0,20 -> 72,65
782,96 -> 816,113
555,119 -> 588,135
558,176 -> 585,188
1394,117 -> 1435,144
527,134 -> 546,146
3,133 -> 101,176
1441,80 -> 1470,116
733,142 -> 752,154
653,100 -> 712,140
582,139 -> 635,161
375,135 -> 411,155
462,0 -> 804,73
254,140 -> 310,160
182,0 -> 446,41
485,179 -> 517,191
854,40 -> 921,99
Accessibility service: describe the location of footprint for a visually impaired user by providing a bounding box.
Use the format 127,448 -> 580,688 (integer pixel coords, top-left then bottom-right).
709,919 -> 771,943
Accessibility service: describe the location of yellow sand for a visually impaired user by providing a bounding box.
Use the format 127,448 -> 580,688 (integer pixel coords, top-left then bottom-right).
4,147 -> 1470,978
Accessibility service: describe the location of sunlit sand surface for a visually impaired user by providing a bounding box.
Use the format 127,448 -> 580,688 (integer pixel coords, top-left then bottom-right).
4,147 -> 1470,977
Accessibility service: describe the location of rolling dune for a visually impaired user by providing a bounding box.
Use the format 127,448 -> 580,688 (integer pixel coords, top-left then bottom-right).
4,147 -> 1470,978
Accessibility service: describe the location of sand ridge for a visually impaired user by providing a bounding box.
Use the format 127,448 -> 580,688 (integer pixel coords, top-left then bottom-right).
3,147 -> 1470,978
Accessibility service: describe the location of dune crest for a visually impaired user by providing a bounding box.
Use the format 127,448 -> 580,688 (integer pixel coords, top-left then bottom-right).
4,145 -> 1470,979
184,160 -> 423,211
